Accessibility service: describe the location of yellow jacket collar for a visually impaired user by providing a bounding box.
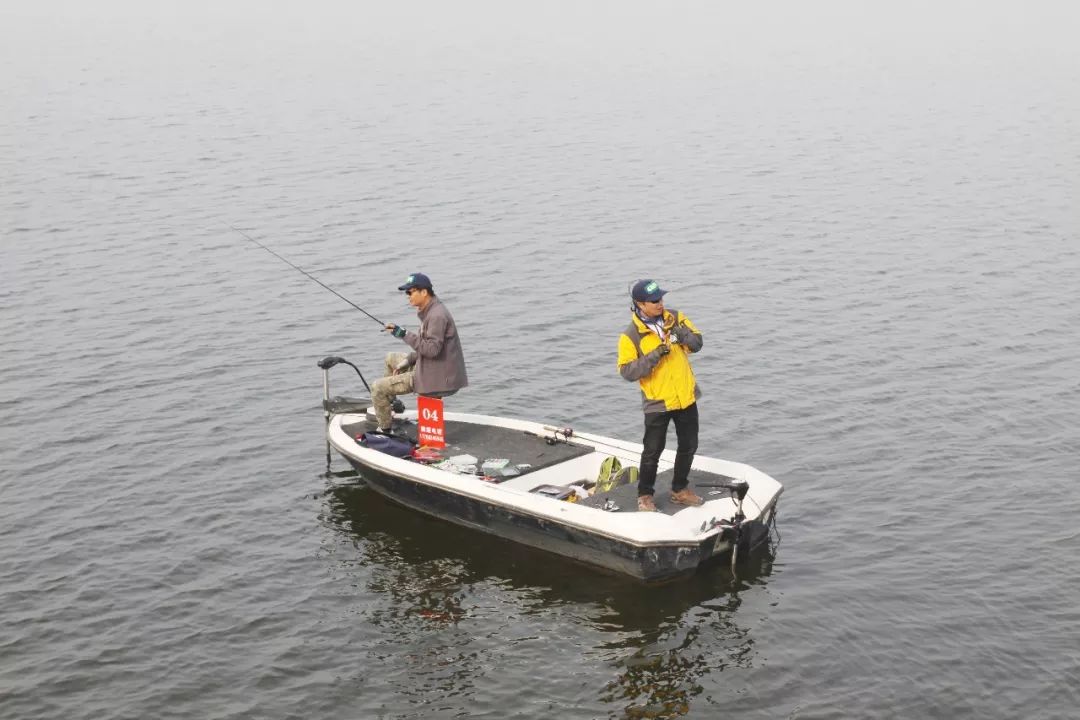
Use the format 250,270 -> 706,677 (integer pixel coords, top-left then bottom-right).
631,309 -> 675,334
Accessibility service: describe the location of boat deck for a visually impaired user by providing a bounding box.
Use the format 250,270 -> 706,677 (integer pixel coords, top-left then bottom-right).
339,418 -> 594,475
580,467 -> 742,515
340,416 -> 742,516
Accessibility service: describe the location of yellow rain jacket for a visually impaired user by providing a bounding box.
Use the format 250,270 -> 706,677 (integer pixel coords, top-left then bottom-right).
617,309 -> 703,413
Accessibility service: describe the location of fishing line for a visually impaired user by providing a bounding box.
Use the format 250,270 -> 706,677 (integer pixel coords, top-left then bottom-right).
228,225 -> 385,327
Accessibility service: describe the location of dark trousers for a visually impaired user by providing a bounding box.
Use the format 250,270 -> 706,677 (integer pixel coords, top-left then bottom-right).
637,403 -> 699,497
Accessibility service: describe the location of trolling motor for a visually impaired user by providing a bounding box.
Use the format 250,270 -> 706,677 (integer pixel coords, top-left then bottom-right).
319,356 -> 373,418
319,355 -> 407,418
697,478 -> 750,572
700,478 -> 749,506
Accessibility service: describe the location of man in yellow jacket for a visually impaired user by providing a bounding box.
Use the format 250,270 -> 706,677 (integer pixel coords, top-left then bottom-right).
618,279 -> 705,512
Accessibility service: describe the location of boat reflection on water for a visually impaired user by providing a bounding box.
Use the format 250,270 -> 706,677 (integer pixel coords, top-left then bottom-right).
319,472 -> 779,718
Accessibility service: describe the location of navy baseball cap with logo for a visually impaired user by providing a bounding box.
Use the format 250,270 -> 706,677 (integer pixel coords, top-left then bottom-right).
631,279 -> 668,302
398,272 -> 433,291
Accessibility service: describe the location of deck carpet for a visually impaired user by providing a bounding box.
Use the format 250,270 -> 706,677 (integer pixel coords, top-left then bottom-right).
340,418 -> 593,476
580,467 -> 741,515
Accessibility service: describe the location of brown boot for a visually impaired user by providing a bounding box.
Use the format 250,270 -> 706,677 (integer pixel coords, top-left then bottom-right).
637,494 -> 657,512
670,488 -> 704,506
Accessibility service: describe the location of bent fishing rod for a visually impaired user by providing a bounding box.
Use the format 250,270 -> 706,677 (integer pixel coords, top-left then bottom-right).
227,225 -> 385,327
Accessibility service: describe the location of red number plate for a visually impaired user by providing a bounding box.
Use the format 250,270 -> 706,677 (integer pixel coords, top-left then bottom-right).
417,396 -> 446,448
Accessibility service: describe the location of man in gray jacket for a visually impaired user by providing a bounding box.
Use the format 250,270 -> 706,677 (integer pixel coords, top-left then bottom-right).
373,272 -> 468,432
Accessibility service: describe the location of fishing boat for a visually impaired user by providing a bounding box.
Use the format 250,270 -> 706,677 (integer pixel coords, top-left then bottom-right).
320,357 -> 783,583
228,229 -> 782,581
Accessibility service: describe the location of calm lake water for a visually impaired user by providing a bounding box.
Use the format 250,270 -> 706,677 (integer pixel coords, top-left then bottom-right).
3,1 -> 1079,718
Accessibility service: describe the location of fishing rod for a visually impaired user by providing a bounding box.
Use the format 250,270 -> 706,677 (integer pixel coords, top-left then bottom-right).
228,225 -> 385,327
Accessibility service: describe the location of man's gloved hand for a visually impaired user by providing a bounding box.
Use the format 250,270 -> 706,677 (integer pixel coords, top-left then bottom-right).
384,323 -> 407,339
671,324 -> 691,345
652,343 -> 671,359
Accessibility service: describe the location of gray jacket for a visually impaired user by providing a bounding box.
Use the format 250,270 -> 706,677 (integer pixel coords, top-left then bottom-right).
402,298 -> 468,396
